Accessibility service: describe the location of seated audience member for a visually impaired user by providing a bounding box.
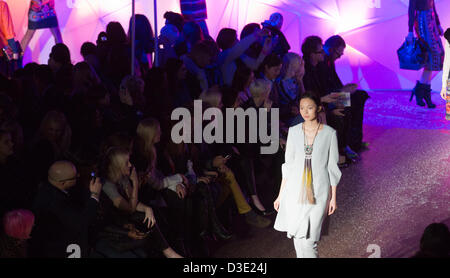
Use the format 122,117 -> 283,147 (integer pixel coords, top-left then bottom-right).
97,147 -> 182,258
412,223 -> 450,258
0,209 -> 35,258
112,75 -> 146,136
165,58 -> 193,109
222,65 -> 254,108
29,161 -> 102,257
277,52 -> 305,129
322,35 -> 370,152
301,36 -> 350,167
28,110 -> 72,185
197,88 -> 272,230
234,79 -> 277,216
132,118 -> 192,255
0,130 -> 32,217
258,53 -> 282,108
181,41 -> 213,95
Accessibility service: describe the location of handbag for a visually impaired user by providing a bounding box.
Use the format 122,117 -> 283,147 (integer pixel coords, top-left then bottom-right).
397,38 -> 427,70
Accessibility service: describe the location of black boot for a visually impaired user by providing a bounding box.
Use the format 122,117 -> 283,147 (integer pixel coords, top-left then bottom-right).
410,81 -> 426,107
422,84 -> 436,108
198,182 -> 232,240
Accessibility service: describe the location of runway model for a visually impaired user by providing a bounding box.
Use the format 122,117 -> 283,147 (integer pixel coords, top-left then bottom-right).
274,92 -> 341,258
21,0 -> 63,52
407,0 -> 444,108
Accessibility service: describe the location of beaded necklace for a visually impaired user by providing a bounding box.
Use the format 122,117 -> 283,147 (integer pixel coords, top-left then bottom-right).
299,122 -> 321,204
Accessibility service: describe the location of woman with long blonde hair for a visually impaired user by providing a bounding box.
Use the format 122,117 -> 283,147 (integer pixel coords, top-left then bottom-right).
97,147 -> 182,258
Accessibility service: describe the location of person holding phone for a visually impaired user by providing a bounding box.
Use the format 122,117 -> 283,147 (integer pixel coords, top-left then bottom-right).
274,92 -> 341,258
407,0 -> 444,108
21,0 -> 63,53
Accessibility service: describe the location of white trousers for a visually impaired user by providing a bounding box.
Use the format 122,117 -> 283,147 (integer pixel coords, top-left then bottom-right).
293,237 -> 318,258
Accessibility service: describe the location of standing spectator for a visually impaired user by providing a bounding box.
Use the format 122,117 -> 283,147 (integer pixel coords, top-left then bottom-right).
128,14 -> 155,75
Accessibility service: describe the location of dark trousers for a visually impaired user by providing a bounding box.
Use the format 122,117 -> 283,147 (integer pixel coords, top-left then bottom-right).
349,90 -> 370,151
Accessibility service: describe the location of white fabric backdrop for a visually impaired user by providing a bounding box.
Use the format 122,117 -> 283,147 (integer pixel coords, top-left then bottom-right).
5,0 -> 449,91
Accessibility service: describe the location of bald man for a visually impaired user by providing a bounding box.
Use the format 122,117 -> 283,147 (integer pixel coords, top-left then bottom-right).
29,161 -> 102,258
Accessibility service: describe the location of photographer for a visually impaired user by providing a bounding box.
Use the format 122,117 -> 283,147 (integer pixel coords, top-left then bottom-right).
28,161 -> 102,258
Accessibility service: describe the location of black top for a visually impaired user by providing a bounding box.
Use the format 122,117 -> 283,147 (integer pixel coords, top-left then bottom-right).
409,0 -> 440,32
28,182 -> 98,257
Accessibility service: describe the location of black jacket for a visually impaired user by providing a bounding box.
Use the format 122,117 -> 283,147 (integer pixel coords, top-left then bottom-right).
29,182 -> 99,258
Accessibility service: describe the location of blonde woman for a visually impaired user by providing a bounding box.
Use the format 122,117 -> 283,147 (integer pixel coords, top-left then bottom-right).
98,147 -> 182,258
278,52 -> 306,128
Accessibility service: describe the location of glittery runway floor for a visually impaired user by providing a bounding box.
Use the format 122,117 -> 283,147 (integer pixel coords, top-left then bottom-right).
212,90 -> 450,258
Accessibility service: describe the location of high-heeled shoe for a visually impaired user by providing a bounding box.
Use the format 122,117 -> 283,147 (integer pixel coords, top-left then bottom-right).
249,202 -> 275,216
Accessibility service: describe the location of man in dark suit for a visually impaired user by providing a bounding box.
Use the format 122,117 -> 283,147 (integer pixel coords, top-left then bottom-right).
29,160 -> 102,257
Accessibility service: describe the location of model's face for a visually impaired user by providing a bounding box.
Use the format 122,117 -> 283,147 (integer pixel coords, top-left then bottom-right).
300,98 -> 319,121
0,133 -> 14,158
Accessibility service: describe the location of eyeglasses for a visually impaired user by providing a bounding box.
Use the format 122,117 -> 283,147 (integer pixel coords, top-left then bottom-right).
313,49 -> 325,54
59,173 -> 80,182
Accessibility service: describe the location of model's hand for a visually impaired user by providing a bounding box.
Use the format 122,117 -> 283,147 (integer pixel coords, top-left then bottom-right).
328,197 -> 337,215
273,196 -> 281,212
441,88 -> 447,100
